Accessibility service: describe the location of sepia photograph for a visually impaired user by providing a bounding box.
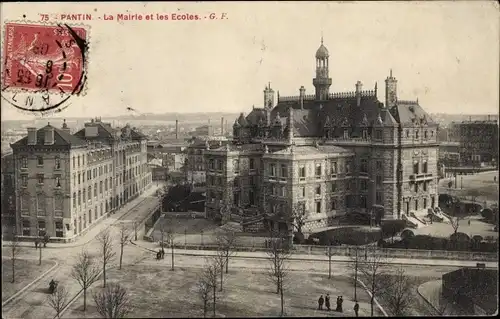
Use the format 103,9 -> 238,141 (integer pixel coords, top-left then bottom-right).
1,1 -> 498,318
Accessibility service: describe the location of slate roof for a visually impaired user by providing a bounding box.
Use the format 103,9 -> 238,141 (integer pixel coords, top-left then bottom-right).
270,145 -> 352,156
390,101 -> 436,126
11,125 -> 86,148
246,108 -> 268,126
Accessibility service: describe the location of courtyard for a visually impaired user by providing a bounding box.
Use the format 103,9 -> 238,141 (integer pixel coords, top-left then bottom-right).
439,171 -> 499,205
412,216 -> 498,240
64,260 -> 382,318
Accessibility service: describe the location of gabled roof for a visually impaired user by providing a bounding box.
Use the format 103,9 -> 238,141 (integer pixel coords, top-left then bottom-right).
246,108 -> 267,126
11,125 -> 86,148
73,122 -> 116,141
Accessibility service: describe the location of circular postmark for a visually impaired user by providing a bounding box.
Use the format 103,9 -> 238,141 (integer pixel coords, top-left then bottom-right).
1,22 -> 88,116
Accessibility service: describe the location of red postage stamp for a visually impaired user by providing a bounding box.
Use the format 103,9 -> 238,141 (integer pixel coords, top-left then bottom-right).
2,23 -> 88,95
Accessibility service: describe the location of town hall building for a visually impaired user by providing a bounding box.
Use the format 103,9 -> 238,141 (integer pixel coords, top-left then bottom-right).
204,39 -> 440,234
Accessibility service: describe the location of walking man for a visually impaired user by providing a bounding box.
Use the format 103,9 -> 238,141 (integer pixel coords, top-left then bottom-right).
354,301 -> 359,317
325,293 -> 331,311
318,295 -> 324,310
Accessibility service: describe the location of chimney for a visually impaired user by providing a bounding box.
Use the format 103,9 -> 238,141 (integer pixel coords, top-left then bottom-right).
488,115 -> 491,121
299,86 -> 305,109
27,127 -> 37,145
61,119 -> 71,135
175,119 -> 179,139
44,124 -> 55,145
355,81 -> 363,107
220,117 -> 224,136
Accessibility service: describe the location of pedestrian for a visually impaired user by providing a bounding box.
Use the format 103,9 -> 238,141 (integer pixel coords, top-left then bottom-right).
468,220 -> 471,226
318,295 -> 324,310
34,239 -> 39,249
339,296 -> 344,313
354,301 -> 359,317
336,296 -> 340,311
325,293 -> 331,311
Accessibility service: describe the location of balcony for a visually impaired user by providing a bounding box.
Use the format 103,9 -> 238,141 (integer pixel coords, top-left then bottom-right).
409,173 -> 433,182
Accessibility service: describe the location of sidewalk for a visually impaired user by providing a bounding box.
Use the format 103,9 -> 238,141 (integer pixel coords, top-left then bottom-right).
2,184 -> 162,249
132,241 -> 499,268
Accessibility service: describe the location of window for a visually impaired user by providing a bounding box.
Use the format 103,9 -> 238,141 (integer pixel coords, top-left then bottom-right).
22,175 -> 28,187
360,195 -> 367,208
343,129 -> 349,139
55,156 -> 61,169
55,177 -> 61,188
360,159 -> 368,173
73,192 -> 76,208
315,185 -> 321,196
414,199 -> 418,210
280,186 -> 286,197
330,161 -> 337,175
345,162 -> 351,174
315,164 -> 322,178
423,182 -> 428,192
249,190 -> 255,206
361,180 -> 367,190
78,190 -> 81,206
331,199 -> 336,210
78,173 -> 81,185
316,201 -> 321,213
424,130 -> 428,139
100,181 -> 103,194
22,220 -> 31,236
423,161 -> 428,173
78,155 -> 80,167
415,130 -> 419,139
331,182 -> 337,193
249,158 -> 255,170
37,156 -> 44,166
376,175 -> 382,186
376,161 -> 382,170
271,184 -> 277,195
55,221 -> 64,237
346,181 -> 350,191
234,159 -> 240,173
72,157 -> 75,169
37,193 -> 46,215
406,130 -> 410,138
300,186 -> 306,197
269,164 -> 276,177
22,156 -> 28,168
423,198 -> 427,209
413,162 -> 419,174
280,164 -> 287,178
233,191 -> 240,205
94,183 -> 97,198
362,129 -> 368,139
299,165 -> 306,180
105,179 -> 108,191
37,174 -> 44,184
375,130 -> 383,139
83,189 -> 86,202
36,220 -> 46,236
376,192 -> 383,205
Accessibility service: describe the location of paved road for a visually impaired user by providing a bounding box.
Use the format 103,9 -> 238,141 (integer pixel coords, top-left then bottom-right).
1,185 -> 162,319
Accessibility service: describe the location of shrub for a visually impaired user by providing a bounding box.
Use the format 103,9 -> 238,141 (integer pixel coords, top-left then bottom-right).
381,220 -> 407,238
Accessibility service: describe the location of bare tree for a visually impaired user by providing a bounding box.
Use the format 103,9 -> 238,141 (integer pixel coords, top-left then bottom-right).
450,215 -> 462,235
158,222 -> 166,255
213,249 -> 226,292
10,231 -> 22,283
348,247 -> 362,301
290,202 -> 307,244
196,271 -> 212,318
166,227 -> 176,271
266,232 -> 290,317
358,246 -> 387,316
215,229 -> 236,274
97,229 -> 116,288
118,224 -> 130,270
380,266 -> 414,316
201,259 -> 219,317
92,283 -> 131,319
47,285 -> 70,319
71,249 -> 101,311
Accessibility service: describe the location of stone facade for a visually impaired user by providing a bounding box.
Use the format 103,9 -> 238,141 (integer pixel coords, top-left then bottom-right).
10,118 -> 152,242
204,40 -> 439,234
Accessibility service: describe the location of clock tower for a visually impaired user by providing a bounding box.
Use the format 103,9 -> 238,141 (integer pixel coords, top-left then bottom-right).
385,69 -> 398,108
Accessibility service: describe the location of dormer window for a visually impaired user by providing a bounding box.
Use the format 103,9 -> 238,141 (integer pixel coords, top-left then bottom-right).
343,129 -> 349,139
362,129 -> 368,139
415,130 -> 419,139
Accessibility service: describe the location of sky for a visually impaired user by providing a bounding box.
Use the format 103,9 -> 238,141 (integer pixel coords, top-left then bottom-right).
1,1 -> 499,121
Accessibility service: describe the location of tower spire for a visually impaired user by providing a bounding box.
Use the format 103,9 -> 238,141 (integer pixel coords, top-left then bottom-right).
390,68 -> 393,77
321,31 -> 323,45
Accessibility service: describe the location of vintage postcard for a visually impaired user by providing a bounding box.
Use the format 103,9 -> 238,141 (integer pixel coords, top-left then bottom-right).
1,2 -> 498,318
